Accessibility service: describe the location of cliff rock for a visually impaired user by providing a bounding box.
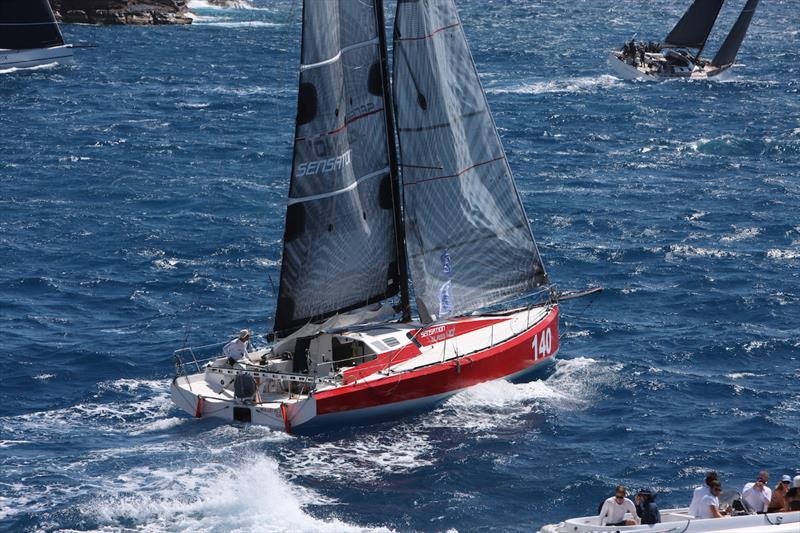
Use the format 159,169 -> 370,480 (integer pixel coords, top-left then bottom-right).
50,0 -> 193,25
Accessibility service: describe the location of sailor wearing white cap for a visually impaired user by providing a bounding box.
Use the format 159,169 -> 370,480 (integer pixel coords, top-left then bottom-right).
223,329 -> 251,365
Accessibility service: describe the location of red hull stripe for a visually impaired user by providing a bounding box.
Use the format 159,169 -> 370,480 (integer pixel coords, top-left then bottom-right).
316,307 -> 559,415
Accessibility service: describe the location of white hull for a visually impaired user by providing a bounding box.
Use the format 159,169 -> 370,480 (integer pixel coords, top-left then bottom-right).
0,45 -> 73,70
541,508 -> 800,533
607,52 -> 732,81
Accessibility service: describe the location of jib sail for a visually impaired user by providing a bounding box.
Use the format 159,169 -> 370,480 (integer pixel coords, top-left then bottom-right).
392,0 -> 547,323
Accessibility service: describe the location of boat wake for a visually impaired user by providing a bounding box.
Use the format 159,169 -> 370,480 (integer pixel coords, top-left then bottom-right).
487,75 -> 624,95
84,455 -> 391,533
423,357 -> 619,434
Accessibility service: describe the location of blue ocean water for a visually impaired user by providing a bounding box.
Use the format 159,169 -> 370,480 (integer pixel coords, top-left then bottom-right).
1,0 -> 799,531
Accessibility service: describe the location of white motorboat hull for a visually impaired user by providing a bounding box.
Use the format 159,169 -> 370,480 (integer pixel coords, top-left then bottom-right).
541,507 -> 800,533
0,45 -> 73,70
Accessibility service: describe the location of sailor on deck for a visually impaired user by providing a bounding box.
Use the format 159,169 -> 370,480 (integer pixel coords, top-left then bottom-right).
688,471 -> 719,517
223,329 -> 251,365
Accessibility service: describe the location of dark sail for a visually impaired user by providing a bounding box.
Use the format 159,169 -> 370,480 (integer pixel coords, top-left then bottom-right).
392,0 -> 547,323
712,0 -> 760,67
663,0 -> 725,48
0,0 -> 64,50
274,0 -> 403,333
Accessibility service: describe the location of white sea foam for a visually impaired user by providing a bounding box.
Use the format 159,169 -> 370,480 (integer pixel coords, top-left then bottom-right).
767,248 -> 800,260
192,20 -> 280,28
726,372 -> 760,380
87,456 -> 391,533
667,244 -> 736,259
487,75 -> 623,95
720,227 -> 760,242
281,432 -> 434,483
423,357 -> 617,435
189,0 -> 254,8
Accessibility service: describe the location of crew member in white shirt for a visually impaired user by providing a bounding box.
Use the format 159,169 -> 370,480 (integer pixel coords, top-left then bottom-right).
696,480 -> 725,519
223,329 -> 251,365
688,471 -> 719,517
599,486 -> 640,526
742,471 -> 772,513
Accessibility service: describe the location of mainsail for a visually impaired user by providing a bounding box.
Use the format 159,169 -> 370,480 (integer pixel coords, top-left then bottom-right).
712,0 -> 760,68
663,0 -> 725,49
274,0 -> 404,333
0,0 -> 64,51
392,0 -> 547,323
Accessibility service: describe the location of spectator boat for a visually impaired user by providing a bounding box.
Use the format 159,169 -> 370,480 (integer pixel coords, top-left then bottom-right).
0,0 -> 73,69
541,507 -> 800,533
170,0 -> 600,434
608,0 -> 760,81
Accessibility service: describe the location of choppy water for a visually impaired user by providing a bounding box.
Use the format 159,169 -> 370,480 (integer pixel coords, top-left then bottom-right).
1,0 -> 799,531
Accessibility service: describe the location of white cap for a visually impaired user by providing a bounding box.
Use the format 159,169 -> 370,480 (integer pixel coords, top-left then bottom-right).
794,475 -> 800,488
238,329 -> 251,341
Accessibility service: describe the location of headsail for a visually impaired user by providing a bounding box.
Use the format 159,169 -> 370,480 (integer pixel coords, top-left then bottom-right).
0,0 -> 64,51
274,0 -> 404,334
392,0 -> 547,323
711,0 -> 760,68
663,0 -> 725,49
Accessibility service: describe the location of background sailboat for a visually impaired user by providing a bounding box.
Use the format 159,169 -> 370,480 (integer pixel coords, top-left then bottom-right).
0,0 -> 73,69
171,0 -> 597,433
608,0 -> 760,80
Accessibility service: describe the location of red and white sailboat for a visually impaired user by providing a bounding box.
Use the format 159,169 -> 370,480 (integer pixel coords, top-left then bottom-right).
171,0 -> 598,434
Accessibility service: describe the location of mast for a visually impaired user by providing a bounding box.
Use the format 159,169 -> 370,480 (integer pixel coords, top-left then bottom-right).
375,0 -> 411,323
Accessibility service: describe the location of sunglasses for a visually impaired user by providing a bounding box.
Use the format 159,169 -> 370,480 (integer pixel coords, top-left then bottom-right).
782,481 -> 791,485
615,494 -> 626,498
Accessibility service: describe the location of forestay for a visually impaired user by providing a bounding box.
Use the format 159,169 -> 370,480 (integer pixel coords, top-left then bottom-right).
0,0 -> 64,51
275,0 -> 402,333
392,0 -> 547,323
663,0 -> 725,48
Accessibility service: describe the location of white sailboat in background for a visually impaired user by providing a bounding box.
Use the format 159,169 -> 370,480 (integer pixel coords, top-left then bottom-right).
171,0 -> 600,434
609,0 -> 760,80
0,0 -> 73,70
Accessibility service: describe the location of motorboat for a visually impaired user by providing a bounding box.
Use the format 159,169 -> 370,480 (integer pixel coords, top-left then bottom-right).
542,490 -> 800,533
171,0 -> 600,434
541,507 -> 799,533
0,0 -> 73,70
609,0 -> 760,81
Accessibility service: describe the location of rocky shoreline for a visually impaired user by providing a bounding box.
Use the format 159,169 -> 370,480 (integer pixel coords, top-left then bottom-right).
50,1 -> 193,25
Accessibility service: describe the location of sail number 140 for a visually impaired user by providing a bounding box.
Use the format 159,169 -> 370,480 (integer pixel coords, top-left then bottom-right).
532,328 -> 553,360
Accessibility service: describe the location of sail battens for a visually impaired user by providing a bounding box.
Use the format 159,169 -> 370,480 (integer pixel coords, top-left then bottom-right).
397,109 -> 487,133
287,167 -> 389,205
295,107 -> 384,143
404,156 -> 505,187
299,37 -> 379,71
393,0 -> 547,323
395,21 -> 461,42
274,0 -> 403,333
0,0 -> 65,51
